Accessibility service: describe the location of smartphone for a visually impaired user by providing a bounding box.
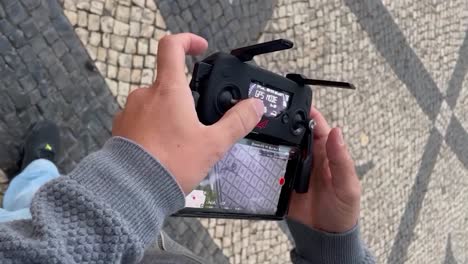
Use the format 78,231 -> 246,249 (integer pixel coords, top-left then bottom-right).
173,138 -> 299,220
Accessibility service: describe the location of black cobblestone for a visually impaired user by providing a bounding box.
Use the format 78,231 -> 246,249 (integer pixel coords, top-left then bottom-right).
7,29 -> 27,48
52,40 -> 68,58
19,19 -> 39,39
6,2 -> 28,25
43,27 -> 60,45
18,75 -> 37,93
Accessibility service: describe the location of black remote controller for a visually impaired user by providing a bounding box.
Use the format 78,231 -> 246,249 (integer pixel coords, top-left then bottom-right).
190,39 -> 355,194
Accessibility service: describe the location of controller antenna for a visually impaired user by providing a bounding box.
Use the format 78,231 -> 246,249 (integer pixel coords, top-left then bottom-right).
230,39 -> 293,62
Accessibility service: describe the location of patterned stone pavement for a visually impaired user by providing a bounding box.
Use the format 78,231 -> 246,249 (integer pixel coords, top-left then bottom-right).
0,0 -> 118,176
0,0 -> 467,263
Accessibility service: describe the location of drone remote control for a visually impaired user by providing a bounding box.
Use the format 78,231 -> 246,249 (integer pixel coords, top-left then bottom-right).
175,39 -> 354,219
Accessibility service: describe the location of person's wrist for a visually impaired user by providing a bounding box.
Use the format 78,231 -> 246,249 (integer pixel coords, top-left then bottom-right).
287,218 -> 365,264
288,202 -> 360,234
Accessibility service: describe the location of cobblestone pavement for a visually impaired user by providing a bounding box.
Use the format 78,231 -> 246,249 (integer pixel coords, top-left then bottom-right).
0,0 -> 118,176
0,0 -> 466,263
60,0 -> 170,107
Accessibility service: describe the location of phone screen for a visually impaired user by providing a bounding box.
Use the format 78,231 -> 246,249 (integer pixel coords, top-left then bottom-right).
185,138 -> 294,215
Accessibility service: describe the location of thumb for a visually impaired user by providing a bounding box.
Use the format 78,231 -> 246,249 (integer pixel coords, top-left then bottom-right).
326,127 -> 360,200
211,98 -> 264,146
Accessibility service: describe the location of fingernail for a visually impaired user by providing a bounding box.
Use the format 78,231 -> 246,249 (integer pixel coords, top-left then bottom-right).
336,128 -> 345,146
253,99 -> 265,118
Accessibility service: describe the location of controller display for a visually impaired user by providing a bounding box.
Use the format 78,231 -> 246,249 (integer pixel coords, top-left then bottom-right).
248,82 -> 290,117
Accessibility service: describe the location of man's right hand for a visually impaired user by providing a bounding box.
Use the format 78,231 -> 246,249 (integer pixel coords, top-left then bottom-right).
288,107 -> 361,233
112,33 -> 264,194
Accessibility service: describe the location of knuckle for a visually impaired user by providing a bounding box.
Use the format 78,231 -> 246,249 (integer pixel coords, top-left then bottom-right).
126,87 -> 145,102
154,80 -> 173,96
159,35 -> 175,48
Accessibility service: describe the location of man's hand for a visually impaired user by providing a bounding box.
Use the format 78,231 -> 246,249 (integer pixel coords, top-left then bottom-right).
112,33 -> 264,194
288,107 -> 361,233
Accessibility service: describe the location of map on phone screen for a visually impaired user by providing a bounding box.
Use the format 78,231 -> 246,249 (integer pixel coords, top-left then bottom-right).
185,138 -> 293,215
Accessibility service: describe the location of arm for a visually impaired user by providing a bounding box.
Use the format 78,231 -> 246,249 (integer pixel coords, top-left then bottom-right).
0,33 -> 263,263
0,137 -> 184,263
287,218 -> 375,264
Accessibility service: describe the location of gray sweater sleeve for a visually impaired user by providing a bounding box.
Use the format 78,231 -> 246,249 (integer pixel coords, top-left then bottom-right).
287,218 -> 376,264
0,137 -> 185,263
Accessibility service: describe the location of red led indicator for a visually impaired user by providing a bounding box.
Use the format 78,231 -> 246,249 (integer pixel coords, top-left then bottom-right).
192,196 -> 196,200
279,177 -> 285,186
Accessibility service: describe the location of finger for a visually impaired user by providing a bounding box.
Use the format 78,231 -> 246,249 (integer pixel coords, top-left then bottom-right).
155,33 -> 208,87
326,127 -> 360,198
211,98 -> 264,146
310,107 -> 331,167
310,107 -> 331,141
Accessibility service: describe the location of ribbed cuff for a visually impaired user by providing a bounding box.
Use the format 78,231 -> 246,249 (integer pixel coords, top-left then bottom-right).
286,218 -> 364,264
69,137 -> 185,246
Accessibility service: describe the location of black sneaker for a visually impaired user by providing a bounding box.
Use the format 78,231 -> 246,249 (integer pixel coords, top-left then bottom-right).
20,120 -> 61,171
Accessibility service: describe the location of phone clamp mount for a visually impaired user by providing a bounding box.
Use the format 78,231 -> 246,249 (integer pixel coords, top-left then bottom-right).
190,39 -> 354,194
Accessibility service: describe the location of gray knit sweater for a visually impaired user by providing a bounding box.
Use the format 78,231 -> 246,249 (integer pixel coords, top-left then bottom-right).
0,137 -> 375,263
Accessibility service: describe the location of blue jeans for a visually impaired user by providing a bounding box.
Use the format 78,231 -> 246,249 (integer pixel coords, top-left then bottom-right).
0,159 -> 60,222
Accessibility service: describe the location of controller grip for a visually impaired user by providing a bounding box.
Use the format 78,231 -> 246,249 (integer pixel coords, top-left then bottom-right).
294,126 -> 313,193
191,90 -> 200,107
295,152 -> 312,193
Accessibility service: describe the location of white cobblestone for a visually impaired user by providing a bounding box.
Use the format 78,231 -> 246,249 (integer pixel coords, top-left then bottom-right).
137,38 -> 148,55
107,64 -> 117,79
118,81 -> 130,95
113,20 -> 129,36
144,55 -> 155,69
130,6 -> 143,22
146,0 -> 156,11
64,10 -> 77,26
97,47 -> 107,61
76,0 -> 90,11
100,16 -> 114,33
118,67 -> 131,82
116,5 -> 130,22
89,32 -> 101,46
124,37 -> 137,53
110,34 -> 126,51
75,27 -> 88,45
131,0 -> 144,8
149,39 -> 158,55
131,69 -> 141,83
129,22 -> 140,37
140,24 -> 154,38
77,10 -> 87,27
141,68 -> 153,85
90,1 -> 104,15
118,53 -> 132,68
133,55 -> 143,69
141,9 -> 154,24
102,32 -> 111,48
106,78 -> 118,96
107,49 -> 118,66
155,11 -> 166,29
